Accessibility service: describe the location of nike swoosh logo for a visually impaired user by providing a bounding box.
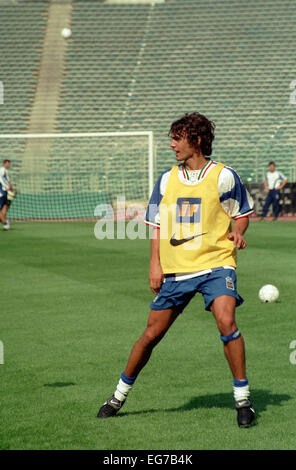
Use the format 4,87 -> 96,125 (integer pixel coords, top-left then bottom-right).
170,232 -> 208,246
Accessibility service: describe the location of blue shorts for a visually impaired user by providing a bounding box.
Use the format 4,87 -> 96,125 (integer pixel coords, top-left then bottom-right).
0,191 -> 8,210
150,268 -> 244,313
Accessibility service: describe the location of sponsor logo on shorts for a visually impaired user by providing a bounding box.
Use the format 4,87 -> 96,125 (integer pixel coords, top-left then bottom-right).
226,276 -> 235,290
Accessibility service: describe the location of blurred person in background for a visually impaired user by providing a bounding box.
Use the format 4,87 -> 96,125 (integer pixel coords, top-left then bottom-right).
260,161 -> 287,221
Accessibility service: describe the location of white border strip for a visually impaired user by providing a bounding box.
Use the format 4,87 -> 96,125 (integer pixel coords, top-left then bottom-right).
0,131 -> 154,197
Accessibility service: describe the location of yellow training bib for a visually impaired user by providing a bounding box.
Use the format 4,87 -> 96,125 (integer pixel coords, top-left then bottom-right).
159,162 -> 236,273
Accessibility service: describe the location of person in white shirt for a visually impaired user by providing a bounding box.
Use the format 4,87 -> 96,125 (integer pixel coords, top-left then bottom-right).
0,159 -> 13,230
261,161 -> 287,220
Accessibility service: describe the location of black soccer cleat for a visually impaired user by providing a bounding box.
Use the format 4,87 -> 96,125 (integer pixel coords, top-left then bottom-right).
235,399 -> 256,428
97,395 -> 125,419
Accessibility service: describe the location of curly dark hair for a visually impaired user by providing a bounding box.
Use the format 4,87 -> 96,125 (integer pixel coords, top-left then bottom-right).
169,112 -> 215,156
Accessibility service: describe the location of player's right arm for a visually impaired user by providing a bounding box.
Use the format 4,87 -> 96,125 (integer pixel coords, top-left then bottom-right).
263,176 -> 269,193
144,169 -> 171,294
149,228 -> 164,294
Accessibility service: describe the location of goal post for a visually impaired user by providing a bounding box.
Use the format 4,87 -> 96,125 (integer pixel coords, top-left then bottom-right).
0,131 -> 154,220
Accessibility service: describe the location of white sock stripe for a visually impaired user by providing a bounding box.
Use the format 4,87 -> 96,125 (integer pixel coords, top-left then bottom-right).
118,378 -> 133,393
114,378 -> 134,402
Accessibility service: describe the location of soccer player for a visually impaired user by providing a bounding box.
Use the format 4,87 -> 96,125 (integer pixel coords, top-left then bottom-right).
98,113 -> 255,428
0,159 -> 13,230
260,161 -> 287,221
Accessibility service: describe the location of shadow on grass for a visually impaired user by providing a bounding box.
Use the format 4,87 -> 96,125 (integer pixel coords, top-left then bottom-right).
43,382 -> 76,388
118,389 -> 292,421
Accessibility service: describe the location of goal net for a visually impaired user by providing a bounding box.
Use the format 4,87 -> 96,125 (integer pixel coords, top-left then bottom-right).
1,132 -> 154,220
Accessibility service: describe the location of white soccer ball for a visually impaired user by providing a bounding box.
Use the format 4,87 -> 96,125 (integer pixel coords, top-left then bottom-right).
61,28 -> 72,39
259,284 -> 279,303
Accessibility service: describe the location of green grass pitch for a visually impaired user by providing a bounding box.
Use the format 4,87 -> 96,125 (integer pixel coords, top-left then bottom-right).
1,220 -> 295,450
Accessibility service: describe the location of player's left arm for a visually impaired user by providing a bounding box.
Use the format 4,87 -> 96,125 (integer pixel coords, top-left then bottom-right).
0,169 -> 10,191
6,171 -> 13,191
1,170 -> 12,191
227,217 -> 249,250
